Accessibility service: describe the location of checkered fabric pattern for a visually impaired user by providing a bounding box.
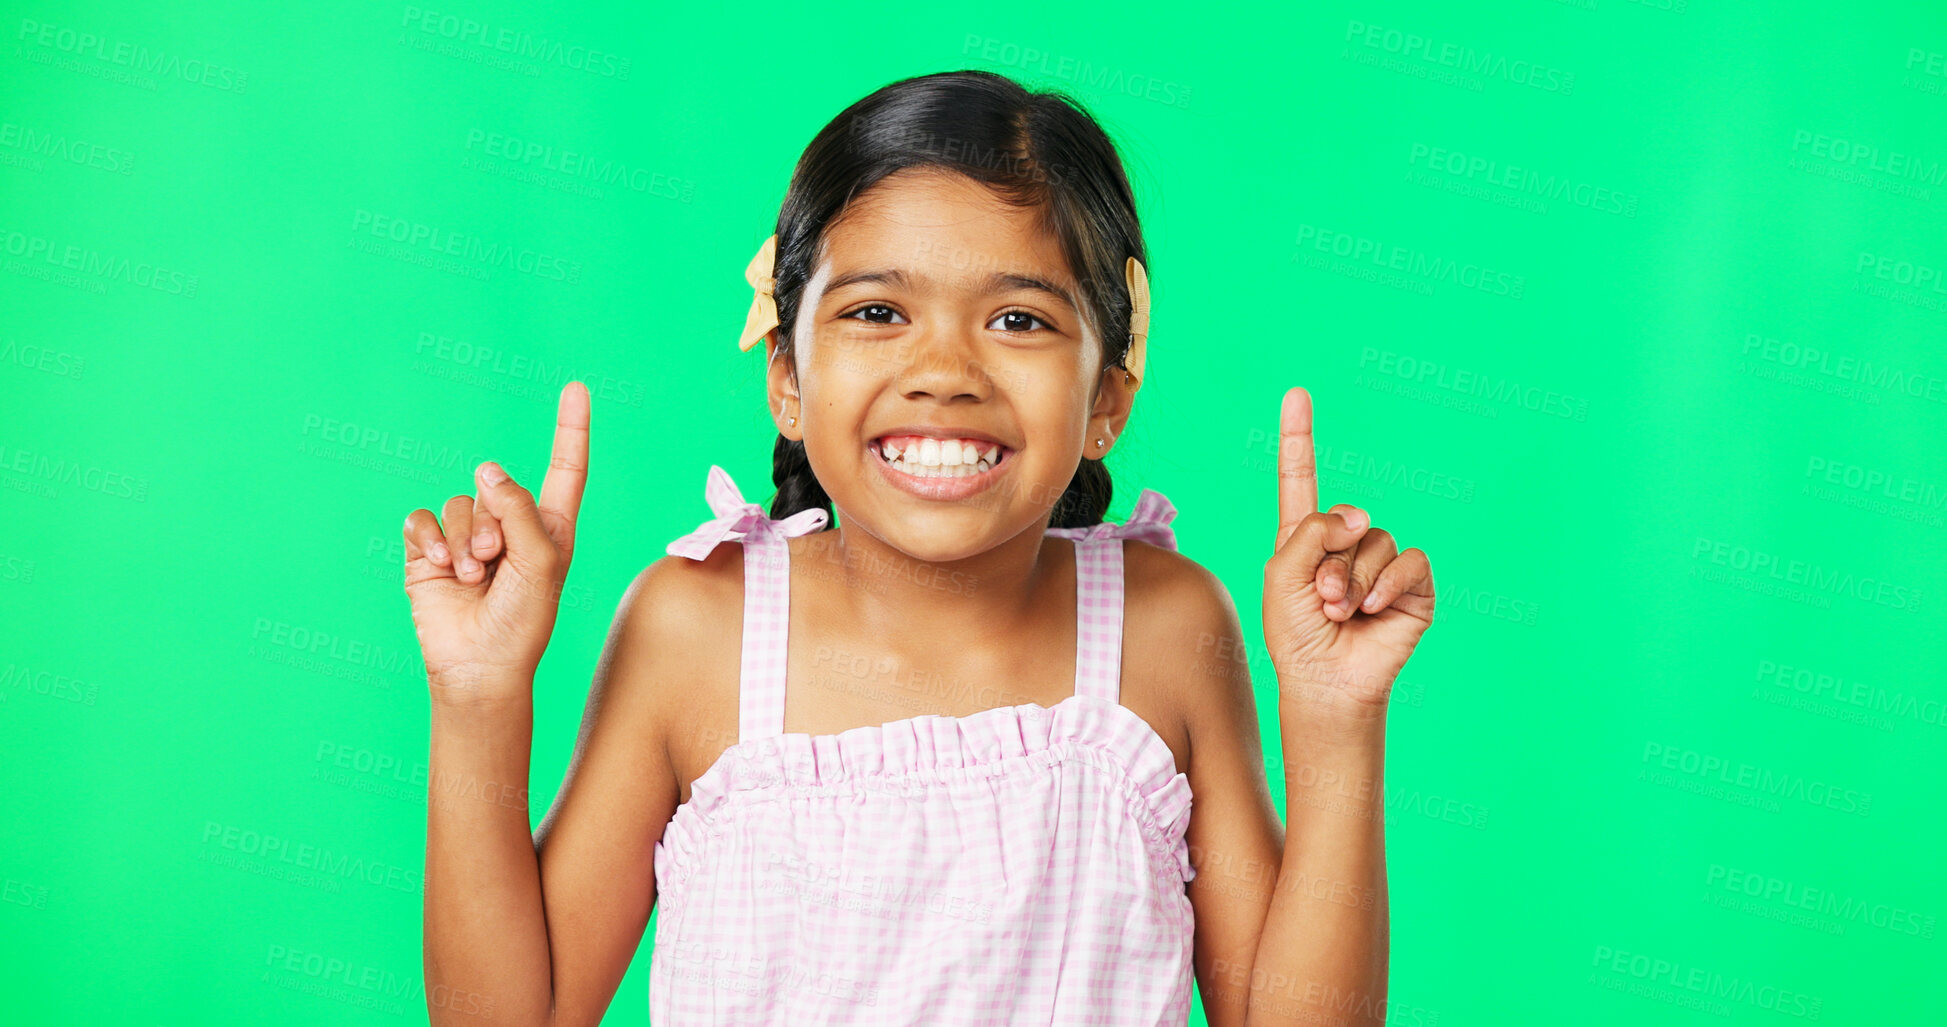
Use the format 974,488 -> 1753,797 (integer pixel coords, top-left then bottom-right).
657,465 -> 1195,1025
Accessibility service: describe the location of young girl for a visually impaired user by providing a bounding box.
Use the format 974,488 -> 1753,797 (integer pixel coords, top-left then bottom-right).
404,70 -> 1435,1027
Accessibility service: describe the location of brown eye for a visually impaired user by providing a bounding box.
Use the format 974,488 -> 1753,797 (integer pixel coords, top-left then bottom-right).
841,304 -> 907,325
990,310 -> 1050,333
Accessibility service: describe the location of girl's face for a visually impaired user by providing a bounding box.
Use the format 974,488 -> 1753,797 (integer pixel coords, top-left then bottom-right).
769,166 -> 1134,564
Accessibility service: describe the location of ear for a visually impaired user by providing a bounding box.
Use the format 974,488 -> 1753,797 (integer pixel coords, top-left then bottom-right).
764,334 -> 803,442
1086,363 -> 1137,460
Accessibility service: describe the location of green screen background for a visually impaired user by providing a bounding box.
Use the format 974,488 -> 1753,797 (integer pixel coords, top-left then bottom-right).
3,0 -> 1941,1023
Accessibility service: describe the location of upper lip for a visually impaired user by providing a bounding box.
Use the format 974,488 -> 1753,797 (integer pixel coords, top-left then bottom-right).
870,426 -> 1013,451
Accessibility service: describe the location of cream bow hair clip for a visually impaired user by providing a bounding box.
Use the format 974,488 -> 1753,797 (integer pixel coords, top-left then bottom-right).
737,234 -> 1149,392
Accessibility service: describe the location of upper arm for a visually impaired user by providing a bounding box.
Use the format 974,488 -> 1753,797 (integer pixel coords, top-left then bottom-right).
1158,555 -> 1285,1027
530,553 -> 719,1027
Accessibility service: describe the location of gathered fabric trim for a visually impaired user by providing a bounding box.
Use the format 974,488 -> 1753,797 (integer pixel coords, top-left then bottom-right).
655,693 -> 1195,896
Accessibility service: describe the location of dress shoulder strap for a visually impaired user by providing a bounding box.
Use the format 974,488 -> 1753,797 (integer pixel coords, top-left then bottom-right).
665,464 -> 829,742
1045,488 -> 1179,705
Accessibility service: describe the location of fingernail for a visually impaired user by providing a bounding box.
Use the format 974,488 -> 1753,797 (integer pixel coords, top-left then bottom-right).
1362,591 -> 1380,611
479,462 -> 507,486
430,542 -> 450,564
474,531 -> 494,553
1343,508 -> 1368,530
459,556 -> 480,575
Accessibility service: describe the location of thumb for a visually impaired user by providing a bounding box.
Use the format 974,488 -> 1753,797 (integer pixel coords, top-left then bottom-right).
1270,508 -> 1368,587
474,461 -> 559,579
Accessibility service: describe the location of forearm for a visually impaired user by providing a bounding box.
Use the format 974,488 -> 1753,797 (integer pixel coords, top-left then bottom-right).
1245,687 -> 1389,1027
424,694 -> 553,1025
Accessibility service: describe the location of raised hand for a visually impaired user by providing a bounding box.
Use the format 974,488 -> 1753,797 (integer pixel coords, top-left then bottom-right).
1262,387 -> 1435,711
401,382 -> 591,707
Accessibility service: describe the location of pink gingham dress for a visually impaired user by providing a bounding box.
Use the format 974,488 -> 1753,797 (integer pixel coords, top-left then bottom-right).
650,464 -> 1197,1025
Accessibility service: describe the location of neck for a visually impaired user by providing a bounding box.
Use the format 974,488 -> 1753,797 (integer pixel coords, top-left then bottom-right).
800,515 -> 1064,639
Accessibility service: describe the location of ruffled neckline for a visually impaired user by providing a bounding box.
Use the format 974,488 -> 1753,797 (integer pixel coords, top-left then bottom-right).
656,693 -> 1195,887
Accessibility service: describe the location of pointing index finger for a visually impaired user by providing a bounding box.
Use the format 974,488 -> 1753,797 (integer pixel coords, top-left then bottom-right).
538,382 -> 591,536
1277,386 -> 1319,550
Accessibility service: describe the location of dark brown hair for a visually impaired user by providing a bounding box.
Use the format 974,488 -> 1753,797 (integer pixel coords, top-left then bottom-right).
762,69 -> 1148,529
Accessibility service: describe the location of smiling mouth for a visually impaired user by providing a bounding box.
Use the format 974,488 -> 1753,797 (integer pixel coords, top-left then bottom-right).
867,436 -> 1014,479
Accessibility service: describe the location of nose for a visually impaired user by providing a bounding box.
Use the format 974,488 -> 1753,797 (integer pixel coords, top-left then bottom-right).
894,322 -> 994,402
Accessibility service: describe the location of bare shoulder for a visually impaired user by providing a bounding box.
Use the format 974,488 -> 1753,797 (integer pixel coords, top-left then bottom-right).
603,547 -> 744,777
1123,541 -> 1250,692
624,545 -> 743,645
1121,541 -> 1258,770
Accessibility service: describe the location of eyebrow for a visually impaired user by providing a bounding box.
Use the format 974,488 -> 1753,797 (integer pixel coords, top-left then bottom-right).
824,266 -> 1079,311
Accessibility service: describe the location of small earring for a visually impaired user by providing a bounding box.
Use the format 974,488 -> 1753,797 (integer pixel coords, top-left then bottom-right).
1095,438 -> 1104,447
789,416 -> 797,426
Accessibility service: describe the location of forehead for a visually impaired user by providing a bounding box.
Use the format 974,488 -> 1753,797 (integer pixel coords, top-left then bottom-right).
817,167 -> 1075,293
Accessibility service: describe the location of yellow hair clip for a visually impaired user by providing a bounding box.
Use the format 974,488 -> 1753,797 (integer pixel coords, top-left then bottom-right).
738,234 -> 780,352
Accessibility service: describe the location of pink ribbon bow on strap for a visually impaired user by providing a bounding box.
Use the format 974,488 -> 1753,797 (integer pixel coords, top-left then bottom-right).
1045,488 -> 1179,551
666,464 -> 830,560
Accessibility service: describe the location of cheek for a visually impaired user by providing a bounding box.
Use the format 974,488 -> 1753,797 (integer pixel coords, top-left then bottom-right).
793,343 -> 865,408
791,367 -> 870,453
806,328 -> 911,382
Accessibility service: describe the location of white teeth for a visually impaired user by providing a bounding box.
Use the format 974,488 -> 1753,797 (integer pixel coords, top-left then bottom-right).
873,437 -> 1007,477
